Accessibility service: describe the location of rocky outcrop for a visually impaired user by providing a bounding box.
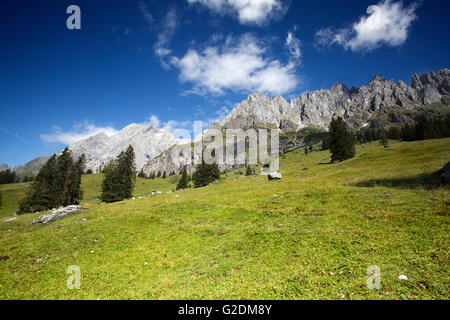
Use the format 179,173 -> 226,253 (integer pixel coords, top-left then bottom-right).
32,205 -> 88,224
12,123 -> 186,175
213,69 -> 449,131
268,172 -> 282,180
68,123 -> 184,172
12,156 -> 51,176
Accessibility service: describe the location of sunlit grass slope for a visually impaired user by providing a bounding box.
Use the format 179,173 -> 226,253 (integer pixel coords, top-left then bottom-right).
0,138 -> 449,299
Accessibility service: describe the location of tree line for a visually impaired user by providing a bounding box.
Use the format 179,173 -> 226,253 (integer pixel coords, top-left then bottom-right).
18,148 -> 86,214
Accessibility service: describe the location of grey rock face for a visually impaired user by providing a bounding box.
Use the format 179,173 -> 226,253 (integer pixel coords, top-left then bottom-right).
143,69 -> 449,175
13,156 -> 51,176
69,123 -> 182,172
214,68 -> 449,131
32,205 -> 88,224
0,164 -> 9,171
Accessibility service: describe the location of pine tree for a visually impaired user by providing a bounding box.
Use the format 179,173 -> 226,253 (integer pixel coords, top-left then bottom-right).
304,145 -> 309,155
162,171 -> 167,179
192,161 -> 221,188
379,129 -> 388,146
321,137 -> 330,150
100,160 -> 121,203
100,145 -> 136,203
157,171 -> 161,178
329,117 -> 356,162
68,153 -> 85,205
176,167 -> 189,190
18,155 -> 59,213
56,147 -> 75,207
246,165 -> 252,176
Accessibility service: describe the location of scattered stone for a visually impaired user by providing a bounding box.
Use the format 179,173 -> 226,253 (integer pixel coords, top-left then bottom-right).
399,275 -> 408,281
174,195 -> 180,198
32,205 -> 89,224
90,250 -> 95,254
166,191 -> 172,194
82,218 -> 87,221
156,191 -> 162,194
329,271 -> 335,276
5,217 -> 17,222
268,172 -> 282,180
144,262 -> 148,266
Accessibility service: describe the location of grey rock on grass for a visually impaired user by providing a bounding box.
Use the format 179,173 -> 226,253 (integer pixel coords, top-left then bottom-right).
32,205 -> 89,224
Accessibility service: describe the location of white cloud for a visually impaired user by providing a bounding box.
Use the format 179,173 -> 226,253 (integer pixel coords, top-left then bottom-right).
285,28 -> 301,64
154,8 -> 178,69
315,0 -> 419,52
187,0 -> 287,26
171,34 -> 299,96
40,122 -> 118,145
138,0 -> 154,26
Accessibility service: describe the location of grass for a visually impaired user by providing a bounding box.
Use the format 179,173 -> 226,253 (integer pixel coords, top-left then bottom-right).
0,138 -> 449,299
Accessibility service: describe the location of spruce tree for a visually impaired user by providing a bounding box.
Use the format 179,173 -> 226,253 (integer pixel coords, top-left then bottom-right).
100,160 -> 121,203
162,171 -> 167,179
176,167 -> 189,190
379,129 -> 388,146
329,117 -> 356,162
18,155 -> 59,213
56,148 -> 75,207
69,153 -> 85,205
246,165 -> 252,176
100,145 -> 136,203
192,161 -> 221,188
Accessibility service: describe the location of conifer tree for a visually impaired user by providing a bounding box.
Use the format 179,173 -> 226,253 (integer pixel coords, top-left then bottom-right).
56,148 -> 75,207
246,165 -> 252,176
69,153 -> 86,205
18,155 -> 59,213
176,167 -> 189,190
100,145 -> 136,203
379,129 -> 388,145
100,160 -> 121,203
192,161 -> 220,188
329,117 -> 356,162
162,171 -> 167,179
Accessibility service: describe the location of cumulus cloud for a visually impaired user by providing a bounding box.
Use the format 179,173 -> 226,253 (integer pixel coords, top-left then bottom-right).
285,28 -> 301,64
40,121 -> 118,145
154,8 -> 178,69
187,0 -> 287,26
315,0 -> 419,52
171,34 -> 299,96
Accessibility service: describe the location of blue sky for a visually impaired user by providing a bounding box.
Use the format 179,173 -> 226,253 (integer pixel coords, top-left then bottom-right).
0,0 -> 449,167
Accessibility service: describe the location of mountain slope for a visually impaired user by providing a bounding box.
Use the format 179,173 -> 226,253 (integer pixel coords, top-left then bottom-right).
1,138 -> 449,299
213,68 -> 450,131
69,123 -> 182,172
143,69 -> 450,175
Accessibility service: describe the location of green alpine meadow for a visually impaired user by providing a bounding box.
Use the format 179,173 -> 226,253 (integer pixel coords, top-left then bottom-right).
1,138 -> 448,299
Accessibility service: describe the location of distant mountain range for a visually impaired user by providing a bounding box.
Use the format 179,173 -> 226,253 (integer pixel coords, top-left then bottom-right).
2,68 -> 449,176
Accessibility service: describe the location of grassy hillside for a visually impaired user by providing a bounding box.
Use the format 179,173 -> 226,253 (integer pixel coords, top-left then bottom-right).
0,138 -> 449,299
